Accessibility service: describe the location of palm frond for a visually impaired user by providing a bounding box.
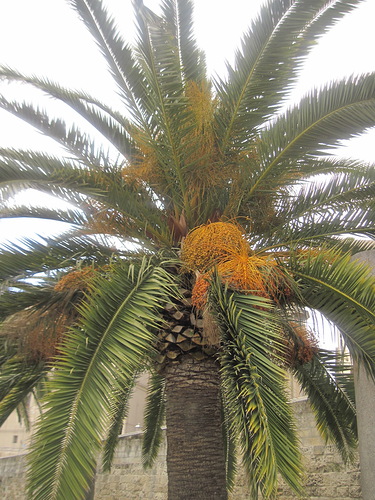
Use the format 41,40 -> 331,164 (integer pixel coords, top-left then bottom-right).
211,279 -> 303,498
0,97 -> 117,163
259,204 -> 375,251
16,395 -> 33,432
66,0 -> 153,130
102,377 -> 136,472
142,371 -> 166,469
167,0 -> 206,83
0,232 -> 114,281
0,205 -> 86,227
27,259 -> 175,500
253,74 -> 375,194
323,237 -> 375,256
215,0 -> 363,151
0,148 -> 103,202
133,0 -> 192,215
0,148 -> 169,245
282,166 -> 375,219
292,349 -> 357,463
0,280 -> 59,320
0,66 -> 137,159
290,249 -> 375,378
221,391 -> 237,492
0,357 -> 47,427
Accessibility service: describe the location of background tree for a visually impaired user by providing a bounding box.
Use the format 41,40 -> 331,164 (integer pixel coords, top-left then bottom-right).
0,0 -> 375,499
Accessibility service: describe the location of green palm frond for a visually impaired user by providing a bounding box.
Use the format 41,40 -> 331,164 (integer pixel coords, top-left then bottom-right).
0,147 -> 172,245
0,66 -> 137,158
293,349 -> 357,463
27,258 -> 175,500
67,0 -> 152,130
253,74 -> 375,194
0,356 -> 47,427
221,391 -> 237,492
0,149 -> 103,201
281,167 -> 375,220
163,0 -> 206,83
0,280 -> 60,320
0,205 -> 86,227
290,249 -> 375,377
142,371 -> 166,469
323,237 -> 375,256
102,377 -> 136,472
211,280 -> 303,498
215,0 -> 363,150
259,204 -> 375,251
133,0 -> 194,216
0,97 -> 118,163
16,396 -> 32,432
0,232 -> 115,281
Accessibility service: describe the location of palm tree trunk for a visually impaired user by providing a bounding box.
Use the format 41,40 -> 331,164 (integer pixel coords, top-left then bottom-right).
164,356 -> 228,500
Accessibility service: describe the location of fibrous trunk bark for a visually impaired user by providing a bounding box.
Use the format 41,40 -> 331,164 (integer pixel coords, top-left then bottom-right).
164,356 -> 228,500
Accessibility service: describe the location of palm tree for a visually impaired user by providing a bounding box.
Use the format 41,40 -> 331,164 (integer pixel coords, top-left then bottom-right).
1,0 -> 375,498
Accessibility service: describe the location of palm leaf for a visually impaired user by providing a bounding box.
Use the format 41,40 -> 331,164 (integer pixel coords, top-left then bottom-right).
0,66 -> 136,158
133,0 -> 192,214
290,249 -> 375,378
0,149 -> 169,246
67,0 -> 153,130
0,357 -> 47,427
27,259 -> 175,500
142,371 -> 166,469
215,0 -> 363,151
0,281 -> 60,320
292,348 -> 357,463
0,205 -> 86,227
0,232 -> 114,281
0,148 -> 104,202
102,376 -> 136,472
211,279 -> 303,498
253,74 -> 375,194
0,97 -> 118,162
164,0 -> 206,83
281,167 -> 375,220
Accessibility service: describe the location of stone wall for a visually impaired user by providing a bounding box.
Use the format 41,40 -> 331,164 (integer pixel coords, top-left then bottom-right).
0,400 -> 361,499
0,453 -> 27,499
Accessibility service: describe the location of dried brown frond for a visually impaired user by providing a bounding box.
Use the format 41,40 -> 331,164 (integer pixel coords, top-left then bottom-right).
168,213 -> 188,242
284,322 -> 319,368
201,309 -> 221,346
0,307 -> 77,362
54,267 -> 96,293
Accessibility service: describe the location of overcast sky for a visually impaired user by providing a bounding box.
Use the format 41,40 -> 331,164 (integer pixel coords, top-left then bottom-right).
0,0 -> 375,244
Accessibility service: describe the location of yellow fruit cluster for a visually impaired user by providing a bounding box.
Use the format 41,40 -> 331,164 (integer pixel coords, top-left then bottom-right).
191,274 -> 210,310
184,222 -> 289,309
217,253 -> 272,294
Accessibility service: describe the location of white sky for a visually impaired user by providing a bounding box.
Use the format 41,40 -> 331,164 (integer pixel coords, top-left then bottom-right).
0,0 -> 375,246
